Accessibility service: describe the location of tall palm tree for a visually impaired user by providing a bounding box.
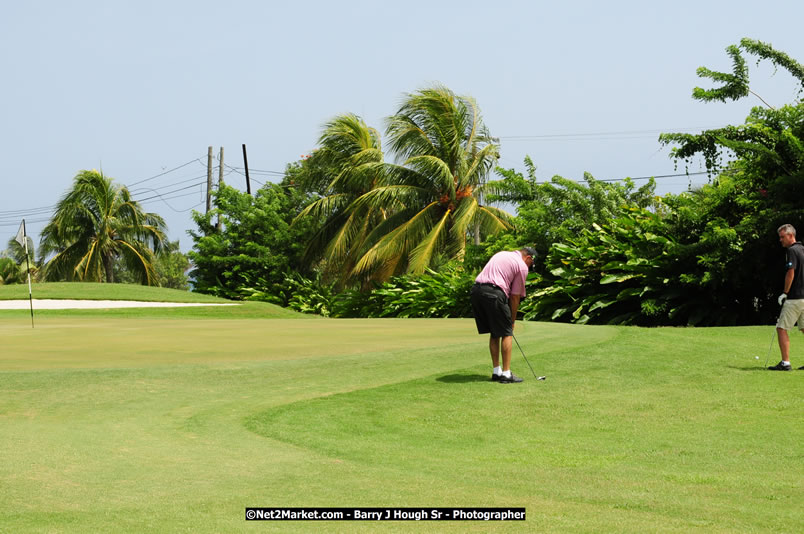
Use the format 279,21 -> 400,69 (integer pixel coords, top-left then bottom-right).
39,170 -> 167,284
295,114 -> 390,283
350,85 -> 511,277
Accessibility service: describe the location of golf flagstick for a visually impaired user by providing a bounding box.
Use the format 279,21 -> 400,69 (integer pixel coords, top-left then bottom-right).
16,219 -> 34,328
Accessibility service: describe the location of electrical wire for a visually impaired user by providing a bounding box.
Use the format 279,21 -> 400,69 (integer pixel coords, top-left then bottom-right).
137,181 -> 208,203
0,134 -> 723,233
129,173 -> 209,196
566,170 -> 711,184
126,158 -> 205,187
497,126 -> 727,141
0,217 -> 51,227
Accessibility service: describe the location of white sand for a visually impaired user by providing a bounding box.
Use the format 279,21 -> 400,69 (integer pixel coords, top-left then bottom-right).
0,299 -> 239,309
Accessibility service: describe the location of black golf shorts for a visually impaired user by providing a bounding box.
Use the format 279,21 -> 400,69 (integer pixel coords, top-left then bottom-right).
471,283 -> 512,338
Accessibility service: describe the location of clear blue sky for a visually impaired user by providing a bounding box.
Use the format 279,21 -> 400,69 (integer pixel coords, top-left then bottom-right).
2,0 -> 802,252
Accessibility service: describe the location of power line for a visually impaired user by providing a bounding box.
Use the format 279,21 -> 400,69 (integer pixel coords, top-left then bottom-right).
0,217 -> 50,227
497,126 -> 727,141
137,181 -> 209,203
0,206 -> 55,221
579,170 -> 711,184
135,169 -> 238,212
139,193 -> 207,213
0,148 -> 719,231
495,170 -> 712,187
0,205 -> 55,216
126,158 -> 205,187
0,155 -> 208,219
129,173 -> 209,196
246,168 -> 285,176
223,163 -> 285,177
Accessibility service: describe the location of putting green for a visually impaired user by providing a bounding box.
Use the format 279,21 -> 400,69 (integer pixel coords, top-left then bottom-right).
0,317 -> 616,371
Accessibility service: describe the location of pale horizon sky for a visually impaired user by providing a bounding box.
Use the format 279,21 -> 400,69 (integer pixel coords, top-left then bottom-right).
2,0 -> 802,253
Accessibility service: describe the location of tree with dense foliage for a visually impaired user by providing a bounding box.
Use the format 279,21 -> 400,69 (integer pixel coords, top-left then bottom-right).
153,240 -> 191,290
114,240 -> 191,290
487,156 -> 657,270
295,85 -> 511,284
188,181 -> 320,301
658,38 -> 804,322
39,170 -> 167,284
525,38 -> 804,326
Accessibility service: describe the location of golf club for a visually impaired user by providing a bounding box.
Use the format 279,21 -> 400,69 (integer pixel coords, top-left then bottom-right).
763,303 -> 783,367
762,327 -> 777,367
512,333 -> 545,380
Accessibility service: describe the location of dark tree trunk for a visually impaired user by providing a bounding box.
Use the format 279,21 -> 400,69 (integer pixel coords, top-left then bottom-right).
104,254 -> 115,283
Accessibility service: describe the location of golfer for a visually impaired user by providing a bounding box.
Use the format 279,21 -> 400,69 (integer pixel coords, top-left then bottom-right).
769,223 -> 804,371
471,247 -> 537,383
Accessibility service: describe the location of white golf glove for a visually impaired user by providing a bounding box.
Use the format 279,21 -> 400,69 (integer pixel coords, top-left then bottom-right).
778,293 -> 787,306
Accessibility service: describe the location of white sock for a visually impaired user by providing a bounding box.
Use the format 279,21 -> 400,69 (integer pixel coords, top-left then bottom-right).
493,366 -> 502,376
782,361 -> 791,367
502,370 -> 512,378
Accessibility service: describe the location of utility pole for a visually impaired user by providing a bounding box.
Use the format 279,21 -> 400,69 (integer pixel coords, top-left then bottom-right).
217,147 -> 224,231
206,146 -> 213,213
218,146 -> 224,187
242,143 -> 252,195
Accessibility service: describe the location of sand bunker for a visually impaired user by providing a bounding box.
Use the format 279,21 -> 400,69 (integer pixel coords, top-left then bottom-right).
0,299 -> 239,309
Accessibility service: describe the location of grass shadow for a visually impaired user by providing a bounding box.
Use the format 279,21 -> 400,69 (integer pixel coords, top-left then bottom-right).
727,365 -> 781,372
436,373 -> 491,384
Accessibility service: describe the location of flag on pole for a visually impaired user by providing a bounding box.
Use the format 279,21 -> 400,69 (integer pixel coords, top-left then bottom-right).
16,219 -> 35,328
15,220 -> 26,248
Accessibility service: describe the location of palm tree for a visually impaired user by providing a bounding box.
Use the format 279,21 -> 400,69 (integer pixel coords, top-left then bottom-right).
5,235 -> 37,283
295,114 -> 389,283
0,257 -> 22,285
7,234 -> 35,264
39,170 -> 167,284
350,85 -> 511,277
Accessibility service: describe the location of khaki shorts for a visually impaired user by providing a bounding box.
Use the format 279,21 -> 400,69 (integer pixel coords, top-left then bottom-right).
776,298 -> 804,330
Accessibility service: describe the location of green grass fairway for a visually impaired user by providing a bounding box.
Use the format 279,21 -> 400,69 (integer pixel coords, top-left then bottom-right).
1,308 -> 803,532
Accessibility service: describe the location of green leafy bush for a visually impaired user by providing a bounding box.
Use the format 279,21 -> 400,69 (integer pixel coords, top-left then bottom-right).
284,274 -> 337,317
329,265 -> 474,318
487,158 -> 658,272
521,207 -> 723,326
